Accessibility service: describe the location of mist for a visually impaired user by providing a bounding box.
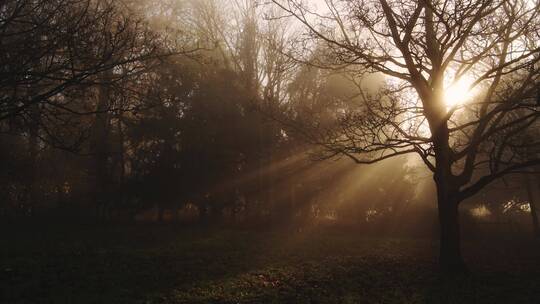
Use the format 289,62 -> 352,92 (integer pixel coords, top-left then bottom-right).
1,0 -> 539,303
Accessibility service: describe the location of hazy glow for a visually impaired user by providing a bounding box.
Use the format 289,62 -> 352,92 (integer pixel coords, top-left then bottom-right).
470,205 -> 491,218
443,75 -> 476,107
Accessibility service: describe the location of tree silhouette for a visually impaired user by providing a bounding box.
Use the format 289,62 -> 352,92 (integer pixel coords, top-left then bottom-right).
271,0 -> 540,272
0,0 -> 179,147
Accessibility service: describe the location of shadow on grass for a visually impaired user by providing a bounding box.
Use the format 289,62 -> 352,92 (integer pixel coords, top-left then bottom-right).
1,224 -> 539,304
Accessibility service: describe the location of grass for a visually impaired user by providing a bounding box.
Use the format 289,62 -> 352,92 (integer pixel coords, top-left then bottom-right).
1,223 -> 539,303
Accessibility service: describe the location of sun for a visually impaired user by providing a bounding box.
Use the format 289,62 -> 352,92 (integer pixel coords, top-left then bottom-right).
443,75 -> 476,108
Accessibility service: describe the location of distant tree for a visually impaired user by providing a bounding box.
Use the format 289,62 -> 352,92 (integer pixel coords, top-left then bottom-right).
0,0 -> 164,128
167,0 -> 296,220
0,0 -> 190,218
271,0 -> 540,272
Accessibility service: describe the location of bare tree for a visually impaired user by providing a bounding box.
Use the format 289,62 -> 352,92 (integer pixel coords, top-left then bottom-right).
0,0 -> 167,147
271,0 -> 540,272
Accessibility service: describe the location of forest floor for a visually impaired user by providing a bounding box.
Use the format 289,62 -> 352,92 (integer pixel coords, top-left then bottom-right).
1,223 -> 539,304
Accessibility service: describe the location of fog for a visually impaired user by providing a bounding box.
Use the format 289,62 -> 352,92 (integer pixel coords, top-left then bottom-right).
1,0 -> 539,302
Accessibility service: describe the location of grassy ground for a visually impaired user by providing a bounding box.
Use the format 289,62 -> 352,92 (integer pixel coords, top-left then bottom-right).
1,223 -> 539,304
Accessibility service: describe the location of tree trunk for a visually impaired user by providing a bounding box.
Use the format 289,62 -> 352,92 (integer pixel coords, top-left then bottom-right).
524,174 -> 540,238
93,70 -> 112,220
27,104 -> 40,216
157,206 -> 165,223
199,206 -> 209,224
436,186 -> 466,273
431,117 -> 467,274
